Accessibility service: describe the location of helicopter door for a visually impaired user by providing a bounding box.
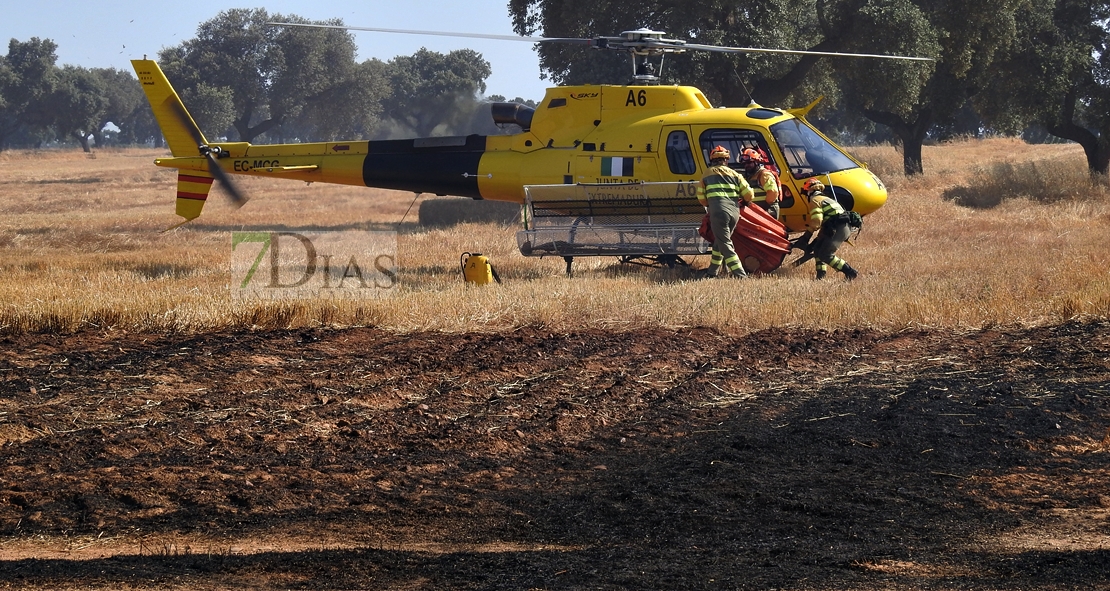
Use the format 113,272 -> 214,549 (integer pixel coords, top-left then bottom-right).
696,128 -> 794,210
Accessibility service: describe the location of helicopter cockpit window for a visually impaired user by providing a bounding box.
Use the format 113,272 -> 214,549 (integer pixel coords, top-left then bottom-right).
769,119 -> 857,178
697,129 -> 779,174
665,130 -> 697,175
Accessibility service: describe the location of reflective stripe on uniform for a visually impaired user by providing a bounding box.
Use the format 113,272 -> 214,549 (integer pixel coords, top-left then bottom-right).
750,167 -> 781,203
699,166 -> 754,201
809,194 -> 844,225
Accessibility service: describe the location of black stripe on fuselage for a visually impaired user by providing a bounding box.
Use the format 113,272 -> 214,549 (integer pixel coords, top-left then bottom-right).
362,134 -> 486,198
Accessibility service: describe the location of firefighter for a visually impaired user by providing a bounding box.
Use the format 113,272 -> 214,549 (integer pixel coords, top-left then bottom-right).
740,148 -> 781,220
802,178 -> 858,280
698,145 -> 755,278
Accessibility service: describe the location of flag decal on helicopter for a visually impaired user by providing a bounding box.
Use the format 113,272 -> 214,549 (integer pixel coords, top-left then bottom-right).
601,157 -> 634,176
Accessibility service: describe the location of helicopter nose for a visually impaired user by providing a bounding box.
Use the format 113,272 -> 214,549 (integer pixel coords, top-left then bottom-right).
857,170 -> 889,215
832,169 -> 887,215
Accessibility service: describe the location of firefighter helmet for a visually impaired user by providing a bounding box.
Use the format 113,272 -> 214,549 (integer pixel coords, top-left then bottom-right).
739,148 -> 765,164
802,178 -> 825,195
709,145 -> 730,161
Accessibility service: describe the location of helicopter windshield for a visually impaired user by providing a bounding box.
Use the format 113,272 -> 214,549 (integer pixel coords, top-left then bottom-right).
770,119 -> 857,178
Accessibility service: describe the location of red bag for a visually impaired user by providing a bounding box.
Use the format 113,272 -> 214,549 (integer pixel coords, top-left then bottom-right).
698,213 -> 714,243
697,206 -> 791,274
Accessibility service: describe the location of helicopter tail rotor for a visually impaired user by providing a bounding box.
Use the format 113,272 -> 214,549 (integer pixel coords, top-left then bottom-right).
163,98 -> 249,210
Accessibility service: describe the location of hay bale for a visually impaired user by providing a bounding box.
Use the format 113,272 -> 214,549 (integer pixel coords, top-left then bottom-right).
418,198 -> 523,228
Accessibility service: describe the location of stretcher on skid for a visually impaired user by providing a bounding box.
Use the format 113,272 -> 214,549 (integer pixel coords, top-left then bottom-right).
516,182 -> 791,275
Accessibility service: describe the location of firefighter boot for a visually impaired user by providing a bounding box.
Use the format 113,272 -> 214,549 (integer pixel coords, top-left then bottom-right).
699,265 -> 720,280
841,264 -> 858,281
815,269 -> 826,280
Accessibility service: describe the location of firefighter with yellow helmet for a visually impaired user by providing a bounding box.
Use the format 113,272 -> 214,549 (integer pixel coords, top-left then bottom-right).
698,145 -> 755,278
740,148 -> 781,220
802,178 -> 858,280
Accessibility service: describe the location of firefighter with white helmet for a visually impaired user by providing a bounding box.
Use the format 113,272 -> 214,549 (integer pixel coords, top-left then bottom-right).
697,145 -> 755,278
802,178 -> 858,280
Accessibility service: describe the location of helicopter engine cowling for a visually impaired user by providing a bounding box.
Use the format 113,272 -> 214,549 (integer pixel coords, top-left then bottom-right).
491,102 -> 535,131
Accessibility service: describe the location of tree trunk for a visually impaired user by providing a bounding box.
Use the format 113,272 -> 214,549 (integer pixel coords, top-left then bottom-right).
73,132 -> 92,153
235,115 -> 282,144
1047,87 -> 1110,177
901,138 -> 924,176
1096,145 -> 1110,178
0,122 -> 18,153
863,108 -> 933,175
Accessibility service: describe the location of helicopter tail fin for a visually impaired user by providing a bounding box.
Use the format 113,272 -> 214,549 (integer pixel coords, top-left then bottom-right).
131,59 -> 208,158
174,171 -> 215,222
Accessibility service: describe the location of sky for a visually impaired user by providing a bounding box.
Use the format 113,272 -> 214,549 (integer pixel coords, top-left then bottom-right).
0,0 -> 552,101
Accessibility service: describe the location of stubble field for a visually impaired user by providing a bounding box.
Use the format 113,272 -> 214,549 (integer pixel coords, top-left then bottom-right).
0,140 -> 1108,590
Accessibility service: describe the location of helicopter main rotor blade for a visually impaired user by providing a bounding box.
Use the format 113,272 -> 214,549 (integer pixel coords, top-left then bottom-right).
682,42 -> 934,62
267,22 -> 596,45
267,22 -> 932,61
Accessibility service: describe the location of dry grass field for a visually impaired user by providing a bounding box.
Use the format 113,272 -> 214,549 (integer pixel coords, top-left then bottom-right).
1,138 -> 1107,334
1,139 -> 1109,590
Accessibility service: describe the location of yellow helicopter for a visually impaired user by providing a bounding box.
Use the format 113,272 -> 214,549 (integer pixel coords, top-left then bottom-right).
133,26 -> 929,270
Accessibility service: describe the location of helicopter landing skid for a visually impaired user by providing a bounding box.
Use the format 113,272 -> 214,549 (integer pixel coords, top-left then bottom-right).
619,254 -> 690,269
556,254 -> 691,276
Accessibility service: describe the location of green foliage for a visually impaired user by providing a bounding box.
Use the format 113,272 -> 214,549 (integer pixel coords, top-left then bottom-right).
978,0 -> 1110,175
830,0 -> 938,118
158,8 -> 278,142
179,82 -> 236,140
2,2 -> 1104,163
830,0 -> 1021,174
0,37 -> 59,150
49,65 -> 109,152
89,68 -> 145,147
380,48 -> 492,137
1,42 -> 151,151
281,58 -> 390,141
115,85 -> 161,147
158,9 -> 387,143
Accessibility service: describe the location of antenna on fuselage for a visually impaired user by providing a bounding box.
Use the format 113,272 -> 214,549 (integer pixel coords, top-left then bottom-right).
731,67 -> 756,107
